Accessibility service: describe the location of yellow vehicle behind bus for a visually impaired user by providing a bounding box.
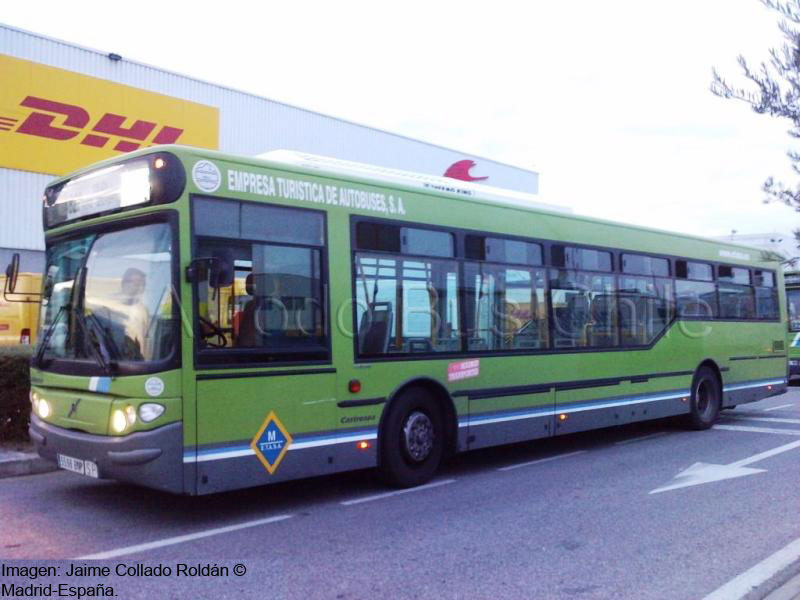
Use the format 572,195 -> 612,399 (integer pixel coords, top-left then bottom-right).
0,273 -> 41,346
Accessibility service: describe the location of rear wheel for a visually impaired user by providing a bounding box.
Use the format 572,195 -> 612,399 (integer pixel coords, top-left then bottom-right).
685,366 -> 721,430
379,387 -> 444,487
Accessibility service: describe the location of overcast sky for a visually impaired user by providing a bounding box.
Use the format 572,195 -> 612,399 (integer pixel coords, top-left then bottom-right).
4,0 -> 800,247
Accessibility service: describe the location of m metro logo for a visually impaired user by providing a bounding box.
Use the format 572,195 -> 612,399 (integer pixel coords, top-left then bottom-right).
250,411 -> 293,475
0,54 -> 219,175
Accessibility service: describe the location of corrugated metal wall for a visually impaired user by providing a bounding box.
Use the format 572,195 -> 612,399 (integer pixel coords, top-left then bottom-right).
0,24 -> 539,253
0,168 -> 50,250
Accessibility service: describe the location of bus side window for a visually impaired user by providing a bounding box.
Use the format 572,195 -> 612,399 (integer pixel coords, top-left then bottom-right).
354,253 -> 461,356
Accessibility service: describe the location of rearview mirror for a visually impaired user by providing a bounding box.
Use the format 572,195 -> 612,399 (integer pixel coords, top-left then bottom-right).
209,249 -> 234,289
185,253 -> 234,289
4,253 -> 20,295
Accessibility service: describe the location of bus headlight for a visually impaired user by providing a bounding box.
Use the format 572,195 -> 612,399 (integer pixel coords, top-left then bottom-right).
37,398 -> 51,419
138,403 -> 165,423
125,405 -> 137,427
30,391 -> 39,411
111,409 -> 128,434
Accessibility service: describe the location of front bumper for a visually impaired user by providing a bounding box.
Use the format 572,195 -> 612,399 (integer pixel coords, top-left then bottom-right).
29,415 -> 185,494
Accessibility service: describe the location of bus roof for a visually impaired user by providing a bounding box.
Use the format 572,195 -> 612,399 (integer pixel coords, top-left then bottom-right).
258,150 -> 570,215
252,149 -> 778,262
45,145 -> 783,266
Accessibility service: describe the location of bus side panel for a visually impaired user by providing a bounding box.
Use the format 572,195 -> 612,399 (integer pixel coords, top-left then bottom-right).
467,390 -> 554,450
194,373 -> 340,494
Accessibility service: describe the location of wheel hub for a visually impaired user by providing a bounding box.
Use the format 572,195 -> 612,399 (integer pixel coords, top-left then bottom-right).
403,411 -> 434,463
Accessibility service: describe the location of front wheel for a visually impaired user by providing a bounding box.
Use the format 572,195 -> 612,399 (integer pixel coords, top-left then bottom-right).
379,387 -> 444,488
685,366 -> 721,430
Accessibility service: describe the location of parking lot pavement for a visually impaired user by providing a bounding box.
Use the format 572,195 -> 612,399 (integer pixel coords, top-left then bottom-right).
3,390 -> 800,599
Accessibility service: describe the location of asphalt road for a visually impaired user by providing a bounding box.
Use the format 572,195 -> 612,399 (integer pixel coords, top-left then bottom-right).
4,391 -> 800,599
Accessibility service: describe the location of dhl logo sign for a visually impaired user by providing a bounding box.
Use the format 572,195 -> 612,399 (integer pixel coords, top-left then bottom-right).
0,54 -> 219,175
1,96 -> 185,151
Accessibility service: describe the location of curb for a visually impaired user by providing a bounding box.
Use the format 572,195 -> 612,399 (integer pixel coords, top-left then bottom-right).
764,571 -> 800,600
0,452 -> 56,479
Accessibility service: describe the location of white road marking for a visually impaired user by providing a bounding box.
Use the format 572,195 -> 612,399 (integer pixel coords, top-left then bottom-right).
615,432 -> 669,446
703,537 -> 800,600
729,440 -> 800,468
340,479 -> 456,506
498,450 -> 587,472
714,424 -> 800,436
77,514 -> 294,560
729,416 -> 800,425
650,439 -> 800,494
763,404 -> 794,412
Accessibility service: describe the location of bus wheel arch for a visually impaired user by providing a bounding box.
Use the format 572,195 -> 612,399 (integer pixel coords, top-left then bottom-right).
377,378 -> 456,487
698,358 -> 723,389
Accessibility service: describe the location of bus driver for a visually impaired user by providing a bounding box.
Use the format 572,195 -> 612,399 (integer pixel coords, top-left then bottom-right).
119,267 -> 150,359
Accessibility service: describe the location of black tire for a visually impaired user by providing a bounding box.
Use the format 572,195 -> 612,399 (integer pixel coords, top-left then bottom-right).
685,366 -> 721,430
379,387 -> 444,488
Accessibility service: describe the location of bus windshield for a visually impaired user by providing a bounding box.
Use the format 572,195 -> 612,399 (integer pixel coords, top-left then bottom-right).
36,221 -> 175,368
788,288 -> 800,332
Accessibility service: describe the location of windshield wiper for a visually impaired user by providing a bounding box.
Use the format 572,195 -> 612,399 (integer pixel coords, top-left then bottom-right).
72,307 -> 118,376
34,304 -> 67,367
84,311 -> 119,373
69,265 -> 116,377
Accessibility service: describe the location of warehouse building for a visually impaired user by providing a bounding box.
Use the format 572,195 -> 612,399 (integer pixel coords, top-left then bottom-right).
0,24 -> 540,272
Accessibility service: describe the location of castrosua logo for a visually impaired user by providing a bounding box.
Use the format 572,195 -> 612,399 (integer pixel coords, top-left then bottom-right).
192,160 -> 221,193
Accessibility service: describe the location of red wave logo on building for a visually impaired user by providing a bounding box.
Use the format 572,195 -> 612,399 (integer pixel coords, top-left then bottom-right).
443,159 -> 488,182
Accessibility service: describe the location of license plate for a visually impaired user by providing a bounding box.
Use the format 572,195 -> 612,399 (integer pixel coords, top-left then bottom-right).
57,454 -> 98,478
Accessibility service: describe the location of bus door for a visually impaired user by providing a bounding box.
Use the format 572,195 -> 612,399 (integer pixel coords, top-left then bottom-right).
190,197 -> 337,494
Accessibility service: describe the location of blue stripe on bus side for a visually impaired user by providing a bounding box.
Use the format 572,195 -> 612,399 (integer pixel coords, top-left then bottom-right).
459,388 -> 690,428
184,427 -> 379,463
722,377 -> 786,392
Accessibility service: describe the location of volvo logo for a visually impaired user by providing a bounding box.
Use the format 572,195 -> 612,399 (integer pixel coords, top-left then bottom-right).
67,398 -> 81,419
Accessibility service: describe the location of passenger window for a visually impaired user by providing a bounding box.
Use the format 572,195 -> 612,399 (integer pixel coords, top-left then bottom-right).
618,275 -> 674,345
676,281 -> 717,317
354,254 -> 461,355
675,260 -> 717,317
621,254 -> 669,277
192,198 -> 328,364
717,266 -> 755,319
466,235 -> 542,266
552,246 -> 612,272
754,270 -> 779,320
401,227 -> 454,258
463,263 -> 548,351
549,270 -> 617,348
676,260 -> 713,282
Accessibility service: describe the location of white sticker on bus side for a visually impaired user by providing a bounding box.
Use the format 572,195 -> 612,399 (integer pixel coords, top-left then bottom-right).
145,377 -> 165,397
192,160 -> 221,193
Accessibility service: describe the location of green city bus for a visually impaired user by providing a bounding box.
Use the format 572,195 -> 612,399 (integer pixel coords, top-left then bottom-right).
13,146 -> 788,495
785,271 -> 800,379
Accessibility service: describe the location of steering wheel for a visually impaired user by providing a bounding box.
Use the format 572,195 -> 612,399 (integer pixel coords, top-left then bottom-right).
198,316 -> 228,348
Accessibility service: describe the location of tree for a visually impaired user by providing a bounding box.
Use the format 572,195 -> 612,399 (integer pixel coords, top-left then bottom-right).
712,0 -> 800,222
